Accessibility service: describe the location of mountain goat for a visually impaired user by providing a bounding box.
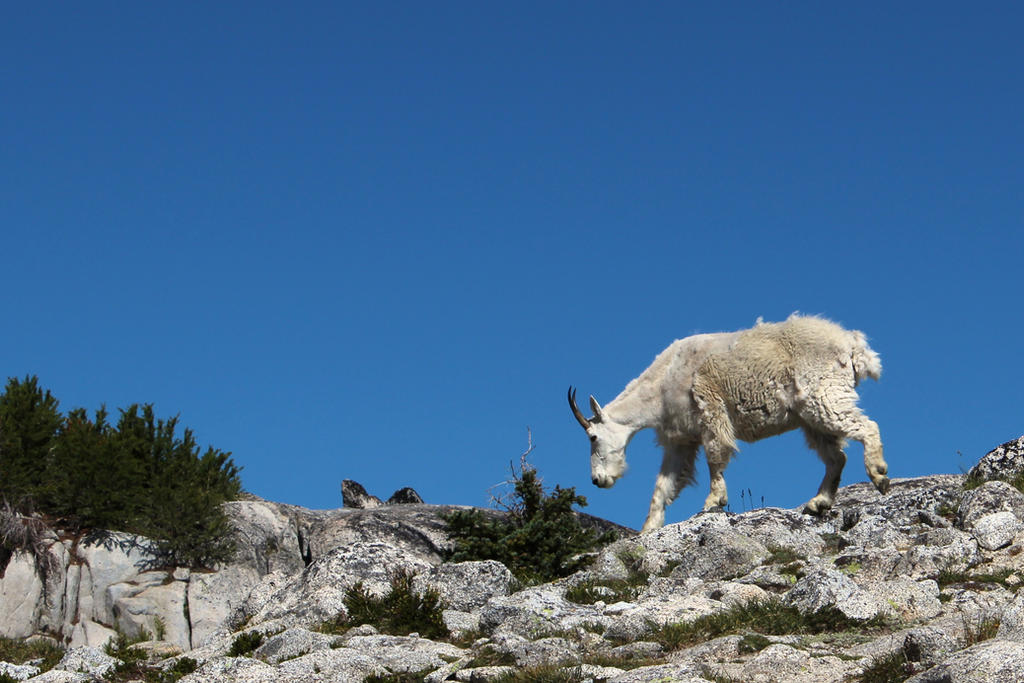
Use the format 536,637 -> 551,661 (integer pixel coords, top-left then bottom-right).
568,315 -> 888,532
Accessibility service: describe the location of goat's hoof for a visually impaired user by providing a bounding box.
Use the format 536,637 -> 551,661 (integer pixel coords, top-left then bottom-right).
802,499 -> 831,516
874,476 -> 891,495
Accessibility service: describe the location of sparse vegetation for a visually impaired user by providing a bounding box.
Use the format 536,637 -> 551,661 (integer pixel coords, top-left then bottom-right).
463,644 -> 516,668
647,598 -> 890,651
491,664 -> 584,683
858,650 -> 916,683
441,452 -> 617,583
0,636 -> 63,675
737,633 -> 772,654
936,567 -> 1015,590
227,630 -> 265,657
319,570 -> 448,640
364,671 -> 433,683
962,613 -> 1001,646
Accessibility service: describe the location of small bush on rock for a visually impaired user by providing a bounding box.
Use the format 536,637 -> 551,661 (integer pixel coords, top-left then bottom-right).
442,456 -> 617,583
323,570 -> 448,640
228,630 -> 265,657
858,650 -> 916,683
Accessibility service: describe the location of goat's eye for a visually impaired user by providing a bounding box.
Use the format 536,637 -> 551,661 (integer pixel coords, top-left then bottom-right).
589,434 -> 598,443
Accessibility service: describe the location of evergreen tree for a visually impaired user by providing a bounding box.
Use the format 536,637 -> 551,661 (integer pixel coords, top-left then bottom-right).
0,376 -> 62,507
443,460 -> 617,583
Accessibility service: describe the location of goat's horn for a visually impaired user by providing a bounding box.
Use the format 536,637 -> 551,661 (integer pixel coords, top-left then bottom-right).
568,387 -> 591,429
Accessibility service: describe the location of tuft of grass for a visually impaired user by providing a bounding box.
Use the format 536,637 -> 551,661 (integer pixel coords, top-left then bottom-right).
463,644 -> 517,668
962,613 -> 1001,646
363,670 -> 433,683
102,638 -> 197,682
565,551 -> 649,605
0,637 -> 63,674
766,546 -> 806,565
736,633 -> 772,654
963,469 -> 1024,495
936,567 -> 1015,590
858,650 -> 916,683
227,630 -> 265,657
581,652 -> 667,670
328,570 -> 448,640
491,664 -> 584,683
820,533 -> 846,554
648,598 -> 890,651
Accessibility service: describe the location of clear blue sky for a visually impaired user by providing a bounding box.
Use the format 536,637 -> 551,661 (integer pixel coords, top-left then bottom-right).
3,3 -> 1022,530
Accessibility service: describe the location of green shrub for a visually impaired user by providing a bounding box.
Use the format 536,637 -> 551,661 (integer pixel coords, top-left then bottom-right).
0,376 -> 62,506
0,377 -> 242,569
858,650 -> 916,683
330,570 -> 448,640
228,630 -> 265,657
441,458 -> 616,583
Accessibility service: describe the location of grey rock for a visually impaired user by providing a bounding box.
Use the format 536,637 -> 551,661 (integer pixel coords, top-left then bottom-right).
341,480 -> 383,509
412,560 -> 514,611
967,435 -> 1024,483
972,511 -> 1023,550
605,662 -> 708,682
240,541 -> 436,628
179,656 -> 279,683
0,661 -> 40,681
488,633 -> 579,667
733,642 -> 862,683
343,634 -> 465,672
958,481 -> 1024,530
441,609 -> 480,636
387,487 -> 424,504
55,646 -> 120,677
835,475 -> 966,530
252,627 -> 338,664
22,671 -> 94,683
906,639 -> 1024,682
866,579 -> 942,622
669,528 -> 771,581
902,626 -> 957,666
845,515 -> 912,549
895,528 -> 981,579
275,647 -> 386,681
222,500 -> 314,576
785,568 -> 885,620
479,584 -> 604,638
997,590 -> 1024,642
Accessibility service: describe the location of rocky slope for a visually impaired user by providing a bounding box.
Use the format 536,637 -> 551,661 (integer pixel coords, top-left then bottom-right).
3,437 -> 1024,682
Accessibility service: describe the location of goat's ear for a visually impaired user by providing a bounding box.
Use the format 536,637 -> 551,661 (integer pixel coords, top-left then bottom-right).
589,396 -> 606,422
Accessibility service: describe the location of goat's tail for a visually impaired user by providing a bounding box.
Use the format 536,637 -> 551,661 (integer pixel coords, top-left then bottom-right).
851,330 -> 882,383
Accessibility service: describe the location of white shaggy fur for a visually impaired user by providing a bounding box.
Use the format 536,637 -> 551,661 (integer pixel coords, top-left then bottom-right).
569,315 -> 888,532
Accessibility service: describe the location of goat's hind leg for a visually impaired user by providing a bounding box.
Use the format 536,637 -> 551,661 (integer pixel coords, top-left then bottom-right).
642,442 -> 697,532
802,429 -> 847,515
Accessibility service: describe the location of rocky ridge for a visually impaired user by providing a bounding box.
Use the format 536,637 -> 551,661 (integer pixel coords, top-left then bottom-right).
1,436 -> 1024,681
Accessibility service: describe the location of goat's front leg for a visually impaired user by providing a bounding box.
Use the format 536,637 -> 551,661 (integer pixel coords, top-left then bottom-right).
641,444 -> 696,532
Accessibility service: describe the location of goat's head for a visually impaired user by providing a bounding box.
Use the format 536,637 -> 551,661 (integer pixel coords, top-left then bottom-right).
568,387 -> 631,488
